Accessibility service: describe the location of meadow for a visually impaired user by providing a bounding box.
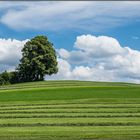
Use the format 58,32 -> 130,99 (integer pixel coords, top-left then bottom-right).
0,80 -> 140,140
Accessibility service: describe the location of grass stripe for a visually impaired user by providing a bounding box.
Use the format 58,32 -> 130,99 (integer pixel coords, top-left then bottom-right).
0,122 -> 140,127
0,115 -> 140,119
1,103 -> 140,107
0,106 -> 140,111
0,104 -> 140,109
0,110 -> 140,114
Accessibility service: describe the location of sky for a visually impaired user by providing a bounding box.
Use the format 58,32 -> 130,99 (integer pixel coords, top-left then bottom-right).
0,1 -> 140,83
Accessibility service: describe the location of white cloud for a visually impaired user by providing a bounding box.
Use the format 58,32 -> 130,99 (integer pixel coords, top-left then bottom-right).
1,35 -> 140,83
47,34 -> 140,83
74,35 -> 125,56
0,38 -> 27,72
0,1 -> 140,31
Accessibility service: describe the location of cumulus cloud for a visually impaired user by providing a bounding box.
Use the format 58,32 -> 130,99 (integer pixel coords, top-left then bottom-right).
0,1 -> 140,31
47,35 -> 140,83
1,35 -> 140,83
0,38 -> 27,72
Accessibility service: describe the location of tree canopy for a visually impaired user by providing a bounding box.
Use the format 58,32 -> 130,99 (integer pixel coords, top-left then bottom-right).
17,35 -> 58,82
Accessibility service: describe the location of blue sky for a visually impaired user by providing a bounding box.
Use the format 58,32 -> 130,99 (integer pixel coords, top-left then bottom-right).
0,1 -> 140,50
0,13 -> 140,51
0,1 -> 140,83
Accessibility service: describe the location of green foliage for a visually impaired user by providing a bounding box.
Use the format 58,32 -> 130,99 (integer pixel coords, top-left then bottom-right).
0,71 -> 10,82
17,35 -> 58,82
0,76 -> 6,85
9,71 -> 20,84
0,71 -> 10,85
0,71 -> 20,85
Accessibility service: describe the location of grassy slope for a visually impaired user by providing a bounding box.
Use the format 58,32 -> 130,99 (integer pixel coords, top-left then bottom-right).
0,80 -> 140,140
0,80 -> 140,102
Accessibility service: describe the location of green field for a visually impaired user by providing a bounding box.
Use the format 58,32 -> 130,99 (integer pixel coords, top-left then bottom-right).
0,80 -> 140,140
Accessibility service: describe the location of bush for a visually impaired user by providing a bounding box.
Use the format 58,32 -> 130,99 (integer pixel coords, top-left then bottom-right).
0,71 -> 20,85
9,71 -> 20,84
0,71 -> 10,85
0,76 -> 6,85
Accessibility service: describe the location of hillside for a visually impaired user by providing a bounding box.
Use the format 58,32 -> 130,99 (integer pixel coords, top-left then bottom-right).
0,80 -> 140,103
0,80 -> 140,140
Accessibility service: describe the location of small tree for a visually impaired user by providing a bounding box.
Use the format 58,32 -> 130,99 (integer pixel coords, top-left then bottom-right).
0,71 -> 10,85
1,71 -> 9,81
0,76 -> 6,85
17,35 -> 58,82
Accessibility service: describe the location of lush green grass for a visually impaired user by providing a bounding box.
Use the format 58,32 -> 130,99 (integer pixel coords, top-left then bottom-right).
0,83 -> 140,102
0,80 -> 140,140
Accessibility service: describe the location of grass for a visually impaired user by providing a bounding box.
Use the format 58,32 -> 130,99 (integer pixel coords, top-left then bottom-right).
0,80 -> 140,140
0,86 -> 140,102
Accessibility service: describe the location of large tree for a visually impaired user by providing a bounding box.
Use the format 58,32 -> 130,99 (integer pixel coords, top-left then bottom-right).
17,35 -> 58,82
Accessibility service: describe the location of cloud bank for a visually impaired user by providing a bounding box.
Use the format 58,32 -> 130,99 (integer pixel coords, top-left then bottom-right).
1,1 -> 140,32
0,35 -> 140,83
47,35 -> 140,83
0,38 -> 27,72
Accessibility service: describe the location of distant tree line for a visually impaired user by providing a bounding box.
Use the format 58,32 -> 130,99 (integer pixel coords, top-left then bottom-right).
0,36 -> 58,85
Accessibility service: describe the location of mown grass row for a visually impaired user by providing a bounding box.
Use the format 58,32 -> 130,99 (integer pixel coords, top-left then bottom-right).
0,116 -> 140,123
1,103 -> 140,108
1,101 -> 140,107
1,106 -> 140,111
0,108 -> 140,113
1,122 -> 140,127
1,110 -> 140,114
0,103 -> 140,113
0,126 -> 140,140
0,114 -> 140,119
0,102 -> 140,126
